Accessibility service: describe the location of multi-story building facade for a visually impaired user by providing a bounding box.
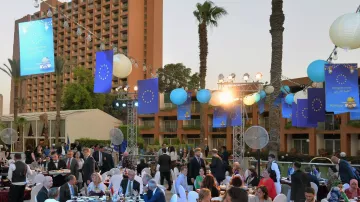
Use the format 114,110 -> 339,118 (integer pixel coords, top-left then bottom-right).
10,0 -> 162,113
139,78 -> 360,157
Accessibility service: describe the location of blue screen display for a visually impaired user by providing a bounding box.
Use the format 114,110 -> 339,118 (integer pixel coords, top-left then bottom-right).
18,18 -> 55,76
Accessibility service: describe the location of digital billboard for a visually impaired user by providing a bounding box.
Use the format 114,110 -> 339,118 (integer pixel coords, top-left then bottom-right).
18,18 -> 55,76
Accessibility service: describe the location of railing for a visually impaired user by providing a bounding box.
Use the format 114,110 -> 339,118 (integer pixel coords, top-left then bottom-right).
160,103 -> 176,111
160,126 -> 177,132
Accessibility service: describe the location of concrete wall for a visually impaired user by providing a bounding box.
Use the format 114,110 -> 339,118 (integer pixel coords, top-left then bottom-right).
65,110 -> 122,143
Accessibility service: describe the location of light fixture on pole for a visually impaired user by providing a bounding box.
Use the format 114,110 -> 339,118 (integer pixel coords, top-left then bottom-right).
255,72 -> 263,81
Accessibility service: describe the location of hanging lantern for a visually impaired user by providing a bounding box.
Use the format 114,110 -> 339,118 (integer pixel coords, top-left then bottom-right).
293,88 -> 309,104
243,95 -> 255,106
209,91 -> 222,106
264,85 -> 274,94
253,93 -> 261,103
113,54 -> 132,78
329,13 -> 360,50
307,60 -> 327,83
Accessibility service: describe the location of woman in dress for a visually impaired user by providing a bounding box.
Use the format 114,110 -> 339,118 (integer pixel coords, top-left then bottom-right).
201,174 -> 220,197
255,186 -> 272,202
195,167 -> 205,189
258,170 -> 277,200
87,173 -> 107,197
75,151 -> 84,188
25,145 -> 35,164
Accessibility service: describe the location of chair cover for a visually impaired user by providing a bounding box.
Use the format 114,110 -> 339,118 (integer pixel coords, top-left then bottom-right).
177,185 -> 187,202
30,183 -> 43,202
188,191 -> 199,202
273,193 -> 287,202
170,194 -> 178,202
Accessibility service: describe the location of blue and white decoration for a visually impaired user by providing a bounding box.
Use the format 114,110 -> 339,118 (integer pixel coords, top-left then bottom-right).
18,18 -> 55,76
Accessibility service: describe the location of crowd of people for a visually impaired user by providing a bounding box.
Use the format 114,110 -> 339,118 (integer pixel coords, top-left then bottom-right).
4,141 -> 360,202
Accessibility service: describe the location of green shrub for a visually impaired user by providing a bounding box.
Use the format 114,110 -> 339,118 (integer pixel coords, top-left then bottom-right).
75,138 -> 111,148
348,120 -> 360,128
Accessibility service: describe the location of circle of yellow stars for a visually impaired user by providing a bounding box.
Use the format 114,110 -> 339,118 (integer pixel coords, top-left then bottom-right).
336,74 -> 347,85
142,90 -> 154,103
301,108 -> 308,119
98,64 -> 110,80
311,98 -> 323,112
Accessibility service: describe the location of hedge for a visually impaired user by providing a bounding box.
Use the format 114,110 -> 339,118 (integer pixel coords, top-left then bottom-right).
75,138 -> 111,148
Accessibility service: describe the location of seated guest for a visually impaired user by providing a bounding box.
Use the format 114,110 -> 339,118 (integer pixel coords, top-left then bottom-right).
175,166 -> 190,194
142,173 -> 153,198
137,158 -> 148,175
42,156 -> 51,171
258,170 -> 277,200
331,156 -> 357,184
44,187 -> 60,202
223,186 -> 248,202
87,173 -> 107,197
305,187 -> 316,202
30,157 -> 42,170
245,167 -> 259,187
48,151 -> 67,187
232,162 -> 245,182
143,179 -> 166,202
230,176 -> 243,188
198,188 -> 211,202
345,179 -> 360,199
59,175 -> 78,202
255,186 -> 272,202
194,167 -> 205,190
37,176 -> 53,202
305,167 -> 319,187
120,169 -> 140,196
328,183 -> 350,202
201,174 -> 220,197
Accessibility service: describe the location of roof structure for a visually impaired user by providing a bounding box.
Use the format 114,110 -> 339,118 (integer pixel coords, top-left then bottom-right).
1,109 -> 107,122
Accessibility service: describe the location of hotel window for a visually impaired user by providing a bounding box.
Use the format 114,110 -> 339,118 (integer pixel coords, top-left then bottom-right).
324,134 -> 340,155
292,134 -> 309,154
187,135 -> 201,147
212,134 -> 226,150
163,134 -> 177,145
142,134 -> 154,145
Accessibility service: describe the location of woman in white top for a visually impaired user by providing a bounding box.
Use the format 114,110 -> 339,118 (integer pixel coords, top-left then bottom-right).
75,151 -> 84,185
169,146 -> 177,170
87,173 -> 107,197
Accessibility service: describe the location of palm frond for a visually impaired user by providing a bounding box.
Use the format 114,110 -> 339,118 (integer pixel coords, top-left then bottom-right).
0,67 -> 11,77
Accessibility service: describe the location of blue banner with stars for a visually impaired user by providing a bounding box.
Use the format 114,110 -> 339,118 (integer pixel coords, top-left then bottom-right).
307,88 -> 325,122
325,63 -> 360,112
137,78 -> 159,114
177,92 -> 192,120
297,99 -> 318,128
228,105 -> 242,126
213,107 -> 228,128
93,50 -> 114,93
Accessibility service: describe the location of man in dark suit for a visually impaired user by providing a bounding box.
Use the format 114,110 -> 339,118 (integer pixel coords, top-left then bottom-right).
331,156 -> 358,184
158,148 -> 172,191
120,170 -> 140,196
82,148 -> 95,185
48,151 -> 67,187
142,173 -> 153,198
210,149 -> 225,184
65,150 -> 79,180
304,167 -> 319,187
189,148 -> 206,186
42,156 -> 51,171
98,147 -> 114,174
291,161 -> 311,202
143,179 -> 166,202
59,175 -> 78,202
36,176 -> 53,202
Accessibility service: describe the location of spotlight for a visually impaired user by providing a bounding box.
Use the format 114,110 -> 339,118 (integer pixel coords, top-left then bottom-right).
134,101 -> 138,107
255,72 -> 263,81
112,100 -> 121,108
122,103 -> 126,107
243,73 -> 250,81
230,73 -> 236,79
218,74 -> 225,82
124,85 -> 129,92
134,86 -> 138,91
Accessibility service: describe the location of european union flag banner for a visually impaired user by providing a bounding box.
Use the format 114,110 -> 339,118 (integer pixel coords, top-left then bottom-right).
177,92 -> 191,120
350,112 -> 360,120
291,102 -> 298,127
213,107 -> 228,128
258,99 -> 265,114
325,63 -> 360,112
307,88 -> 326,122
297,99 -> 317,128
281,99 -> 292,118
229,105 -> 242,126
138,78 -> 159,114
18,18 -> 55,76
94,50 -> 114,93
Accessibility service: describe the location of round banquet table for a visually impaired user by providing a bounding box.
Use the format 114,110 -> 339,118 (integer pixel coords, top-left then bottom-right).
0,187 -> 31,201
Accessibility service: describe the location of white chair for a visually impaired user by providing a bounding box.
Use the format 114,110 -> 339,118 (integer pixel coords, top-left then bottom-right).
109,175 -> 123,194
170,194 -> 178,202
142,167 -> 151,175
310,182 -> 318,198
101,172 -> 108,183
30,183 -> 43,202
188,191 -> 199,202
110,168 -> 120,176
343,183 -> 350,190
171,169 -> 177,182
174,167 -> 180,177
222,176 -> 231,185
320,199 -> 328,202
154,171 -> 161,184
134,175 -> 144,194
156,164 -> 160,171
177,185 -> 187,202
273,193 -> 287,202
33,174 -> 45,184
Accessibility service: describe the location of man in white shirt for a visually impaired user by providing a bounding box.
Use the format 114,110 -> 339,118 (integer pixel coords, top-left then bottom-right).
8,153 -> 33,202
268,154 -> 281,194
37,176 -> 53,202
175,166 -> 190,195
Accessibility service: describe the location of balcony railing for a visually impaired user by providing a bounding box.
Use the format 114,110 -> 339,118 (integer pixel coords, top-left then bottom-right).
317,114 -> 341,131
160,103 -> 176,111
183,120 -> 200,130
139,120 -> 155,130
160,126 -> 177,132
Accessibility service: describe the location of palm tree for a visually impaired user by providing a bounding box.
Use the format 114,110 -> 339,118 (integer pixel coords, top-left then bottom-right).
268,0 -> 285,156
0,59 -> 21,123
194,1 -> 227,147
54,56 -> 67,144
15,117 -> 27,152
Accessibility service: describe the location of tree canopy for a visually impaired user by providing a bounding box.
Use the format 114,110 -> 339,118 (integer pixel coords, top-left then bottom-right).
157,63 -> 200,93
62,67 -> 105,110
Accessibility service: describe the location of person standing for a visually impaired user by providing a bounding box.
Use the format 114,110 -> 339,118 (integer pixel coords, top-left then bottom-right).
8,153 -> 33,202
210,149 -> 225,184
66,150 -> 79,180
290,161 -> 310,202
267,154 -> 281,194
331,156 -> 358,184
59,175 -> 78,202
48,151 -> 67,187
82,148 -> 95,185
204,145 -> 209,158
100,147 -> 114,174
158,148 -> 172,191
189,148 -> 206,186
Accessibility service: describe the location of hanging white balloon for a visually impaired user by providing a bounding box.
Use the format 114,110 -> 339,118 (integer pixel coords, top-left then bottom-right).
293,88 -> 310,104
209,91 -> 222,106
264,85 -> 274,94
113,54 -> 133,78
329,13 -> 360,50
243,95 -> 255,106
